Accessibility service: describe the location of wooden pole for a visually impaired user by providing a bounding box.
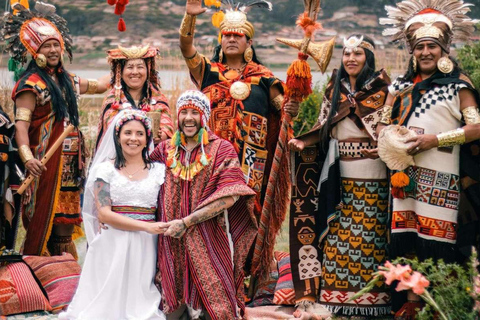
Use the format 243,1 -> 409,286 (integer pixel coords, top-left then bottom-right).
17,124 -> 75,195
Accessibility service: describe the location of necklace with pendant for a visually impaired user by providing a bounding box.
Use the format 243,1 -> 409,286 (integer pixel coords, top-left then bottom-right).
225,63 -> 251,101
123,166 -> 144,179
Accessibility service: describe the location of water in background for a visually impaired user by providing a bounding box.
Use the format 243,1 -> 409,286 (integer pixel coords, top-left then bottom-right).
0,68 -> 329,92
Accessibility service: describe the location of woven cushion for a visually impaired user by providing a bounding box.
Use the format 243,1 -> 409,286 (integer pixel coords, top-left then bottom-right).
273,251 -> 295,305
0,262 -> 52,315
23,253 -> 81,313
247,269 -> 279,307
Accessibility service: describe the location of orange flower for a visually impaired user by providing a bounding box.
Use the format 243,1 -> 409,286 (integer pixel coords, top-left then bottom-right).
396,271 -> 430,295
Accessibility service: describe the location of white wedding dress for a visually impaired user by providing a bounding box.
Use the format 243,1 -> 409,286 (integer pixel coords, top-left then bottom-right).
59,161 -> 166,320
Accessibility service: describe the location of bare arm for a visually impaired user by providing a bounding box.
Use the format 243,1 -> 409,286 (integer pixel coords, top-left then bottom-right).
79,74 -> 111,95
163,196 -> 237,238
95,180 -> 165,234
15,92 -> 46,177
180,0 -> 207,85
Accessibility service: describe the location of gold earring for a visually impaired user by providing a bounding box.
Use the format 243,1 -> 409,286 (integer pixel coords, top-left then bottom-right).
219,49 -> 223,63
35,54 -> 47,68
437,56 -> 454,74
411,56 -> 417,73
244,47 -> 253,63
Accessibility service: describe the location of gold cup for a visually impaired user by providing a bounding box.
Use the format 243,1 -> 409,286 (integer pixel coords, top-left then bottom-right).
147,112 -> 162,138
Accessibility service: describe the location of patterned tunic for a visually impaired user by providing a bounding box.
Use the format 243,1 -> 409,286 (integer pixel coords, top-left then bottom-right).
12,72 -> 84,256
389,73 -> 473,262
151,134 -> 257,320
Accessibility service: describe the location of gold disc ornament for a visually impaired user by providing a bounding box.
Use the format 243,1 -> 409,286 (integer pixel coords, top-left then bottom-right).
437,57 -> 454,74
229,81 -> 251,100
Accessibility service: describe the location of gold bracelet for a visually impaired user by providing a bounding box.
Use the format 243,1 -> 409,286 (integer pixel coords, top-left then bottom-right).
437,128 -> 465,147
86,79 -> 99,94
15,108 -> 32,123
379,105 -> 393,125
462,106 -> 480,125
185,51 -> 203,69
18,145 -> 34,164
271,95 -> 284,111
179,13 -> 196,37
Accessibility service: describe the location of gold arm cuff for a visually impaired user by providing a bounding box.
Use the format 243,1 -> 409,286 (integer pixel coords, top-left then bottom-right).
179,13 -> 196,37
379,105 -> 393,125
15,108 -> 32,123
437,128 -> 465,147
18,145 -> 34,164
271,95 -> 284,111
462,106 -> 480,125
185,51 -> 203,69
86,79 -> 99,94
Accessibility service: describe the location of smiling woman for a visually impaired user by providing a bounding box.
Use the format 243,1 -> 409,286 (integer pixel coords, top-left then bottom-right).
95,45 -> 174,152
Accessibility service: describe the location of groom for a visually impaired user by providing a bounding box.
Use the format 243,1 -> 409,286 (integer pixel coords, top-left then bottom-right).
150,90 -> 257,320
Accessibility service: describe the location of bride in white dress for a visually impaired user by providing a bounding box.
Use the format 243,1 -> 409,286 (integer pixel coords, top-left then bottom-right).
59,110 -> 166,320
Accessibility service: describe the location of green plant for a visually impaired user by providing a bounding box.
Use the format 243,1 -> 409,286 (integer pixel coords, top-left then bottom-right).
293,81 -> 327,136
457,25 -> 480,90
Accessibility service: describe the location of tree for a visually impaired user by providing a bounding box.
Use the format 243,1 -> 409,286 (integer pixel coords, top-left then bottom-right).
457,24 -> 480,90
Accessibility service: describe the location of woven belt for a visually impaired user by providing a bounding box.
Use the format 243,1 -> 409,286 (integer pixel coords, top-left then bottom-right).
338,139 -> 376,160
112,206 -> 156,222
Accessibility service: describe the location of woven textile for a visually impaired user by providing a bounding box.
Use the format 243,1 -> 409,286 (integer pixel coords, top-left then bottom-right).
151,134 -> 257,320
273,252 -> 295,305
0,262 -> 51,315
320,178 -> 390,315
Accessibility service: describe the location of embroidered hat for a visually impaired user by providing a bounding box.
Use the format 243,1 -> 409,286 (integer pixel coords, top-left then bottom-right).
176,90 -> 211,128
20,17 -> 65,59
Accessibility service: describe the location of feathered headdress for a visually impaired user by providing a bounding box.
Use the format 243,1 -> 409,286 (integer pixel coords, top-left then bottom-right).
379,0 -> 478,53
205,0 -> 272,40
2,1 -> 73,79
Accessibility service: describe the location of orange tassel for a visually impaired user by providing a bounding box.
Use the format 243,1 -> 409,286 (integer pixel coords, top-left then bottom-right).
117,18 -> 126,32
202,130 -> 209,145
285,53 -> 312,101
107,0 -> 116,5
296,12 -> 322,38
391,172 -> 409,188
114,3 -> 125,15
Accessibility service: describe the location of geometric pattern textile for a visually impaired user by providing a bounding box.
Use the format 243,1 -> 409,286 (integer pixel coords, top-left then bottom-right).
320,178 -> 391,316
273,252 -> 295,305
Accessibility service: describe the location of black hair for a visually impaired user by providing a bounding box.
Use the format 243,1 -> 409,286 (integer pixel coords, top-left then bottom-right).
319,34 -> 377,146
402,54 -> 461,82
113,119 -> 152,169
21,60 -> 79,126
210,38 -> 263,65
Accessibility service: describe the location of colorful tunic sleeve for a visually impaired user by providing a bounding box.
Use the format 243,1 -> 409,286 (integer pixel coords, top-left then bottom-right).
149,140 -> 168,164
11,73 -> 50,105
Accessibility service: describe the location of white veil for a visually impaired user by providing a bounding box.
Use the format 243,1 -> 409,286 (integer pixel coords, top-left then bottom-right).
82,110 -> 155,244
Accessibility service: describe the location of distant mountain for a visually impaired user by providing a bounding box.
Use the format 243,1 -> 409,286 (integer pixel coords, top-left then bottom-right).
50,0 -> 480,40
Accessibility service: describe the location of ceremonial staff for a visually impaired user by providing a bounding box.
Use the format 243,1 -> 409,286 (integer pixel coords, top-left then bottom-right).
17,125 -> 75,195
251,0 -> 335,276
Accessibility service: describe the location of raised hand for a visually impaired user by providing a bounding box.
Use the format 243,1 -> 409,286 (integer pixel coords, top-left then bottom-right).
289,138 -> 306,152
186,0 -> 207,16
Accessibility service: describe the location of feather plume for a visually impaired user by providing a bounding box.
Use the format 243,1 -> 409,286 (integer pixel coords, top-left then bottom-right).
34,1 -> 56,15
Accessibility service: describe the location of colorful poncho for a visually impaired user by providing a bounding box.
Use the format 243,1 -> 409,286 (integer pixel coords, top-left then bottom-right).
151,133 -> 257,320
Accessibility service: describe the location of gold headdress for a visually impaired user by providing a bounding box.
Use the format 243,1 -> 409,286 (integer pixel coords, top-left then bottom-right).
206,0 -> 273,40
379,0 -> 478,53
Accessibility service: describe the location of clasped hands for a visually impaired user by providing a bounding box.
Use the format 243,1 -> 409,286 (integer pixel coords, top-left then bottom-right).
149,219 -> 187,238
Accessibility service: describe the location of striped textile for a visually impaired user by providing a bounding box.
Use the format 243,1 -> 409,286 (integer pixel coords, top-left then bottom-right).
112,206 -> 156,222
23,253 -> 81,313
151,134 -> 257,320
0,262 -> 51,315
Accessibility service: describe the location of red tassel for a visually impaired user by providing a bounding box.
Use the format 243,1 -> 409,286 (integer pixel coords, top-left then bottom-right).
118,18 -> 126,32
391,187 -> 406,199
114,3 -> 126,15
285,53 -> 312,101
118,0 -> 129,4
107,0 -> 117,5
